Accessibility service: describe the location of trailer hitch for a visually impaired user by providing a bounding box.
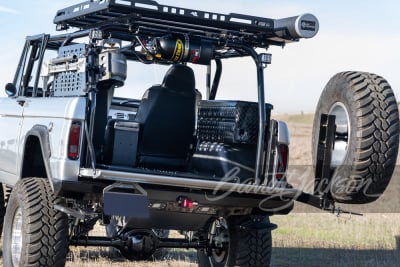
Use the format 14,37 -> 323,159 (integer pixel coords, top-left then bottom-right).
297,192 -> 362,216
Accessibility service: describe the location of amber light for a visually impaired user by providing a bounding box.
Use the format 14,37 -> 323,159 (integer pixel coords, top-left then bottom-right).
68,122 -> 81,160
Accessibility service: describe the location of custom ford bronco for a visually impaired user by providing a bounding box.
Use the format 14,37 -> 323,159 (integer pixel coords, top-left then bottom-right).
0,1 -> 398,266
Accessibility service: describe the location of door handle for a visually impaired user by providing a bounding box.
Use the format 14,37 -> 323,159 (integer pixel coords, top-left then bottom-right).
17,100 -> 25,107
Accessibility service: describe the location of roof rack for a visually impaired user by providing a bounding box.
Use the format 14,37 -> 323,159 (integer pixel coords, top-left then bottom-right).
54,0 -> 319,48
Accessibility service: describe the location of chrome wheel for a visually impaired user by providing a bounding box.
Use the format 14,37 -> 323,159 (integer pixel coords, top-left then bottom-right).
329,102 -> 350,168
11,207 -> 23,266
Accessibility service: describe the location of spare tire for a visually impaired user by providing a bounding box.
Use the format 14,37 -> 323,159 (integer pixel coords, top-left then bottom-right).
312,71 -> 399,204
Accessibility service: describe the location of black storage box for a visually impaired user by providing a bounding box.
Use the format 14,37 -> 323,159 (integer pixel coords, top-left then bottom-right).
197,100 -> 273,145
104,120 -> 140,166
191,100 -> 273,180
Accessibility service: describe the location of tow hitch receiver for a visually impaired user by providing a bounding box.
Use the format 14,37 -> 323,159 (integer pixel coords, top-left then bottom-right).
297,193 -> 363,216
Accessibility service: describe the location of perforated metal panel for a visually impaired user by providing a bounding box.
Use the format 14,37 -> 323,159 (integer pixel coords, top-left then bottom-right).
54,44 -> 87,96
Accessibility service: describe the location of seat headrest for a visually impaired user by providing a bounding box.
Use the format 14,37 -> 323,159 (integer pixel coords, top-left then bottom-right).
162,64 -> 195,92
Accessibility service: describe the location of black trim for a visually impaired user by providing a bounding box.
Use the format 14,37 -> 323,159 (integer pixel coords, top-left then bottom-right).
23,125 -> 53,180
53,178 -> 110,196
209,59 -> 222,100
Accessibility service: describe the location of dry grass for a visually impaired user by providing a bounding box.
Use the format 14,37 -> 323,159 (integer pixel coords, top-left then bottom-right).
65,250 -> 196,267
274,113 -> 315,125
271,213 -> 400,267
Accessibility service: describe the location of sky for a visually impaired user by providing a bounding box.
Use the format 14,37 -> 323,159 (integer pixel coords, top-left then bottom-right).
1,0 -> 400,114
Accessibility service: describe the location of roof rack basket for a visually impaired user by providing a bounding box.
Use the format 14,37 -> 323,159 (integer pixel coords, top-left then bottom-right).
54,0 -> 319,47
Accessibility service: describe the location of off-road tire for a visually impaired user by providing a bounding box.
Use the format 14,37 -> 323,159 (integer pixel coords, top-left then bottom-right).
312,71 -> 399,204
197,216 -> 272,267
3,178 -> 69,267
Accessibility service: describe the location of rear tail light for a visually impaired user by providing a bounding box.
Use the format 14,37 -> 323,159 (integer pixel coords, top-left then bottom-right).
177,196 -> 198,209
68,122 -> 81,160
276,144 -> 289,180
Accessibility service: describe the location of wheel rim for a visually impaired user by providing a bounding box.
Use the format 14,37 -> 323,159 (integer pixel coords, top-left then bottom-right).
208,218 -> 229,264
329,102 -> 350,168
11,207 -> 23,266
211,248 -> 227,264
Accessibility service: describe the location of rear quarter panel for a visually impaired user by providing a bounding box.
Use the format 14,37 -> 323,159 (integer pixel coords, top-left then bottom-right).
17,97 -> 87,185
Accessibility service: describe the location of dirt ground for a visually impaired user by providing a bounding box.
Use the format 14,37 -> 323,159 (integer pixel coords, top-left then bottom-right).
285,120 -> 313,166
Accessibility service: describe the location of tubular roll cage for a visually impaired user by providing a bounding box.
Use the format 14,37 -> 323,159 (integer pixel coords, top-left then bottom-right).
52,0 -> 308,184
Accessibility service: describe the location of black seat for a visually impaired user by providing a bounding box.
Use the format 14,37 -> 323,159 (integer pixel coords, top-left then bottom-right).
135,64 -> 197,170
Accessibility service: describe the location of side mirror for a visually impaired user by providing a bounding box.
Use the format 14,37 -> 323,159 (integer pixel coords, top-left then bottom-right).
5,83 -> 16,97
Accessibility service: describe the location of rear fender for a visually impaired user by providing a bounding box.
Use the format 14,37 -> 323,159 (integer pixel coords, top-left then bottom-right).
20,125 -> 54,189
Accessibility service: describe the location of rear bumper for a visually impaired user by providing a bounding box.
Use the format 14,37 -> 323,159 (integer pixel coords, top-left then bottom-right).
79,168 -> 301,198
75,168 -> 298,215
